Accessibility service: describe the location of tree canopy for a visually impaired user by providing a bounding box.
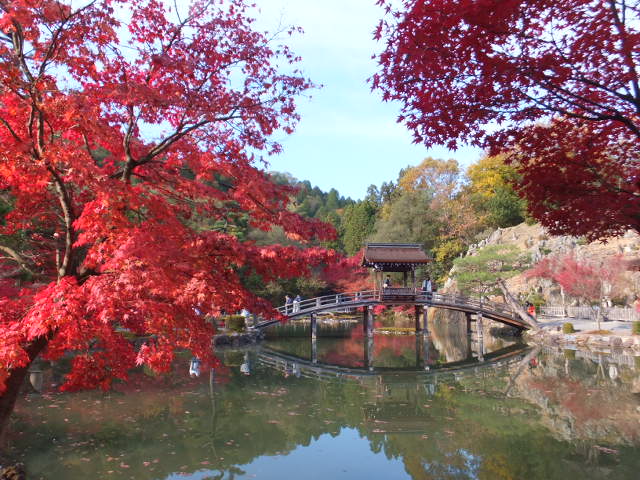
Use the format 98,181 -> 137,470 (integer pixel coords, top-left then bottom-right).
453,245 -> 528,298
374,0 -> 640,240
0,0 -> 334,432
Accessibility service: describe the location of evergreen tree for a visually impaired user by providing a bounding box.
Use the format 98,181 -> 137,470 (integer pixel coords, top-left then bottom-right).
342,201 -> 379,255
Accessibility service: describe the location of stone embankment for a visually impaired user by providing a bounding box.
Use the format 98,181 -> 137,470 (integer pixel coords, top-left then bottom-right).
526,327 -> 640,352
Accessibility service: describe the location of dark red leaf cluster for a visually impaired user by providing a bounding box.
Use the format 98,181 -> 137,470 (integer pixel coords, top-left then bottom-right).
374,0 -> 640,239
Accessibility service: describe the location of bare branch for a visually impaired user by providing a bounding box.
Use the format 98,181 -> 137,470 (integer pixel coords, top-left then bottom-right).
0,245 -> 35,276
82,132 -> 102,164
0,116 -> 21,142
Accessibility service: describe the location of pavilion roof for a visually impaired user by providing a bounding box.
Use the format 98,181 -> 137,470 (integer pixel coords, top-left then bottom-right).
361,243 -> 431,271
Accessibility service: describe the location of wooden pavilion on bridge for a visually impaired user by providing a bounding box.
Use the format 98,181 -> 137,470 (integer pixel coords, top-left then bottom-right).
361,243 -> 431,302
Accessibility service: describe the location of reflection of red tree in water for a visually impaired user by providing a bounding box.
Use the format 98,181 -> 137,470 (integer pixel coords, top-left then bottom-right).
112,363 -> 232,394
35,357 -> 231,395
321,328 -> 417,368
525,373 -> 640,443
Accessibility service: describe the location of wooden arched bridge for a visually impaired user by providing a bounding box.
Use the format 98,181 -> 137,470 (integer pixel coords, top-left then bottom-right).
255,244 -> 535,338
255,289 -> 532,333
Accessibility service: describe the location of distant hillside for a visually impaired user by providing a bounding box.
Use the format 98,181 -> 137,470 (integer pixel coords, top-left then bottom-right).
447,223 -> 640,307
247,172 -> 354,252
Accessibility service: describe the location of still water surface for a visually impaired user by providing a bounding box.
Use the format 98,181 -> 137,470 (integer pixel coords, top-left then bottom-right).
8,320 -> 640,479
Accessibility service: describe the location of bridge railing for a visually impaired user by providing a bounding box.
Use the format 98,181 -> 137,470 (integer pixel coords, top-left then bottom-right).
276,290 -> 380,315
423,292 -> 516,317
274,289 -> 518,321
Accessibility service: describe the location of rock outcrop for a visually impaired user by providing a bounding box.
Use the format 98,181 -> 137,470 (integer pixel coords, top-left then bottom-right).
456,223 -> 640,306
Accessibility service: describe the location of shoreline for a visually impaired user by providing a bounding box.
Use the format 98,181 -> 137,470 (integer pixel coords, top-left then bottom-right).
526,316 -> 640,352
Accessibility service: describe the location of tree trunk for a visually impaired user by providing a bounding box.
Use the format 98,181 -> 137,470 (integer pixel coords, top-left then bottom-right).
0,336 -> 50,444
497,279 -> 540,331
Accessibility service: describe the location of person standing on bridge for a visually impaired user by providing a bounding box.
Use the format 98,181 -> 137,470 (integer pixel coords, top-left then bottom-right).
285,295 -> 292,314
422,278 -> 433,299
293,294 -> 301,313
384,275 -> 391,289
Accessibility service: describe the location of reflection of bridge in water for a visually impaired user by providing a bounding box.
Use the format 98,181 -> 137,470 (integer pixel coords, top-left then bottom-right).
257,342 -> 531,381
255,343 -> 537,437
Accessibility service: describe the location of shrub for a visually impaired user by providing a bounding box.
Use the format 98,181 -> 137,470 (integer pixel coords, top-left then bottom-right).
563,349 -> 576,360
224,315 -> 246,333
632,321 -> 640,336
562,322 -> 575,334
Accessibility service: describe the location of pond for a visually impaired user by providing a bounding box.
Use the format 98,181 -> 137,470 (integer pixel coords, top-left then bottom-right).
6,316 -> 640,479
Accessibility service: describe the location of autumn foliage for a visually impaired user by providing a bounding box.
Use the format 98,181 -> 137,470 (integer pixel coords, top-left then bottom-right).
374,0 -> 640,240
321,250 -> 372,293
526,254 -> 629,304
0,0 -> 335,421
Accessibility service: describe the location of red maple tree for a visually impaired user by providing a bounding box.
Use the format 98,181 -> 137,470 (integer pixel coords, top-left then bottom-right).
526,254 -> 630,327
0,0 -> 334,433
321,250 -> 372,293
373,0 -> 640,240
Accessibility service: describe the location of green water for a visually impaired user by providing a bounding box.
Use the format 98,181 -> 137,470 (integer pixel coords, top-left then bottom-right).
6,323 -> 640,479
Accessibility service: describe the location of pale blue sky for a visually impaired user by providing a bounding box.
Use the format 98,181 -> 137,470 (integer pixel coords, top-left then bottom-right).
255,0 -> 483,199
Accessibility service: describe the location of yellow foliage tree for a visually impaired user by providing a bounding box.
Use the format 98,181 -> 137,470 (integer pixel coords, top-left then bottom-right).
398,157 -> 460,202
466,154 -> 526,228
466,154 -> 517,199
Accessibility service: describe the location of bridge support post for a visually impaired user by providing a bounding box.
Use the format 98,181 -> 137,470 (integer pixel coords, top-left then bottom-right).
421,335 -> 431,370
311,337 -> 318,365
365,335 -> 374,371
476,313 -> 484,362
422,307 -> 430,337
414,305 -> 422,333
363,306 -> 374,338
465,312 -> 473,335
310,313 -> 318,364
362,307 -> 367,335
310,313 -> 317,341
476,313 -> 483,340
465,332 -> 473,361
